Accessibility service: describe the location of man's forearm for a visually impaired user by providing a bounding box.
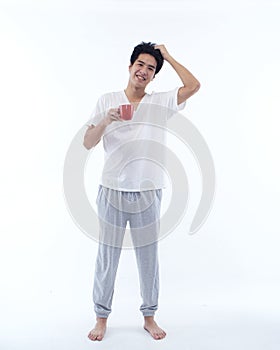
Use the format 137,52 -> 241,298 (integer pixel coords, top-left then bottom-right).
83,119 -> 109,150
166,55 -> 200,90
83,108 -> 122,150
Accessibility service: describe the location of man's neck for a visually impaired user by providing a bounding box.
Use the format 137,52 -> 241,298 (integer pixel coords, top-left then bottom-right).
124,85 -> 146,103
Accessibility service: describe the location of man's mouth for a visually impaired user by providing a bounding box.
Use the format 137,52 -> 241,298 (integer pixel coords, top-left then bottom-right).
136,74 -> 146,81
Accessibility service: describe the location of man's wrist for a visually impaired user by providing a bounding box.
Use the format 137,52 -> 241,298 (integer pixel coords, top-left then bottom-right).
165,54 -> 175,64
102,116 -> 111,127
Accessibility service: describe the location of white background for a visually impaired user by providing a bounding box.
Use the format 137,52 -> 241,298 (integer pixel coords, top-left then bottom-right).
0,0 -> 280,349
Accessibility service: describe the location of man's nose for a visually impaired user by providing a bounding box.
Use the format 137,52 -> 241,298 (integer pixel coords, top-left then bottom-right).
140,67 -> 148,75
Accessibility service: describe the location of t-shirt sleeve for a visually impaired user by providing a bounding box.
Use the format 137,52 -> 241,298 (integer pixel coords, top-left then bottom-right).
169,87 -> 186,111
161,87 -> 186,120
85,95 -> 107,127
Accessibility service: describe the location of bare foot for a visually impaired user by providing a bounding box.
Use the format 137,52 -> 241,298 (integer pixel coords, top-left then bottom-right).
144,316 -> 166,340
88,317 -> 107,341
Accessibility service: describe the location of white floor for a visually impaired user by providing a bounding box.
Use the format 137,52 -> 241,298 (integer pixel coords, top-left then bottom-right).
1,304 -> 279,350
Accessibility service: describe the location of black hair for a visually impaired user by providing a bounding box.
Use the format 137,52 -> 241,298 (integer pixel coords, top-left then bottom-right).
130,41 -> 164,75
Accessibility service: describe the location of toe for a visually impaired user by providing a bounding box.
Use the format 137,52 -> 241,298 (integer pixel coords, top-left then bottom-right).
88,332 -> 97,341
158,331 -> 165,339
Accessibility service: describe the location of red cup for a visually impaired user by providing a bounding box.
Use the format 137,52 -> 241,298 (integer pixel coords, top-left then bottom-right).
119,104 -> 134,120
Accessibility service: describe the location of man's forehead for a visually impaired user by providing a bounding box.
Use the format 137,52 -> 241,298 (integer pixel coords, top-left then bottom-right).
136,53 -> 157,66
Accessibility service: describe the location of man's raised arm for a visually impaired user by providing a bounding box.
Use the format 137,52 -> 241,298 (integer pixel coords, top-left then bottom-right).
155,44 -> 200,105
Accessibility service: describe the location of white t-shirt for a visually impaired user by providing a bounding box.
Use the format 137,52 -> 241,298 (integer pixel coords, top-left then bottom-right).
87,87 -> 186,191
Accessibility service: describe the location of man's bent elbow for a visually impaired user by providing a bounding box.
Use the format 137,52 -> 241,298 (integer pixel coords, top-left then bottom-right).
193,81 -> 201,92
188,82 -> 200,97
83,138 -> 93,150
83,137 -> 100,150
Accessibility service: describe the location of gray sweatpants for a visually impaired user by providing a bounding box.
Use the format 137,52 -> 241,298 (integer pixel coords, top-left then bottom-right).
93,185 -> 162,318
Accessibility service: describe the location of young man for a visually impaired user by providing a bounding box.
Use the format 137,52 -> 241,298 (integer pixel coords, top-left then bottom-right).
84,42 -> 200,341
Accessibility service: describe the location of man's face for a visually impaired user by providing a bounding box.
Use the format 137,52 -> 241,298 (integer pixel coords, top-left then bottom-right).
129,53 -> 157,88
